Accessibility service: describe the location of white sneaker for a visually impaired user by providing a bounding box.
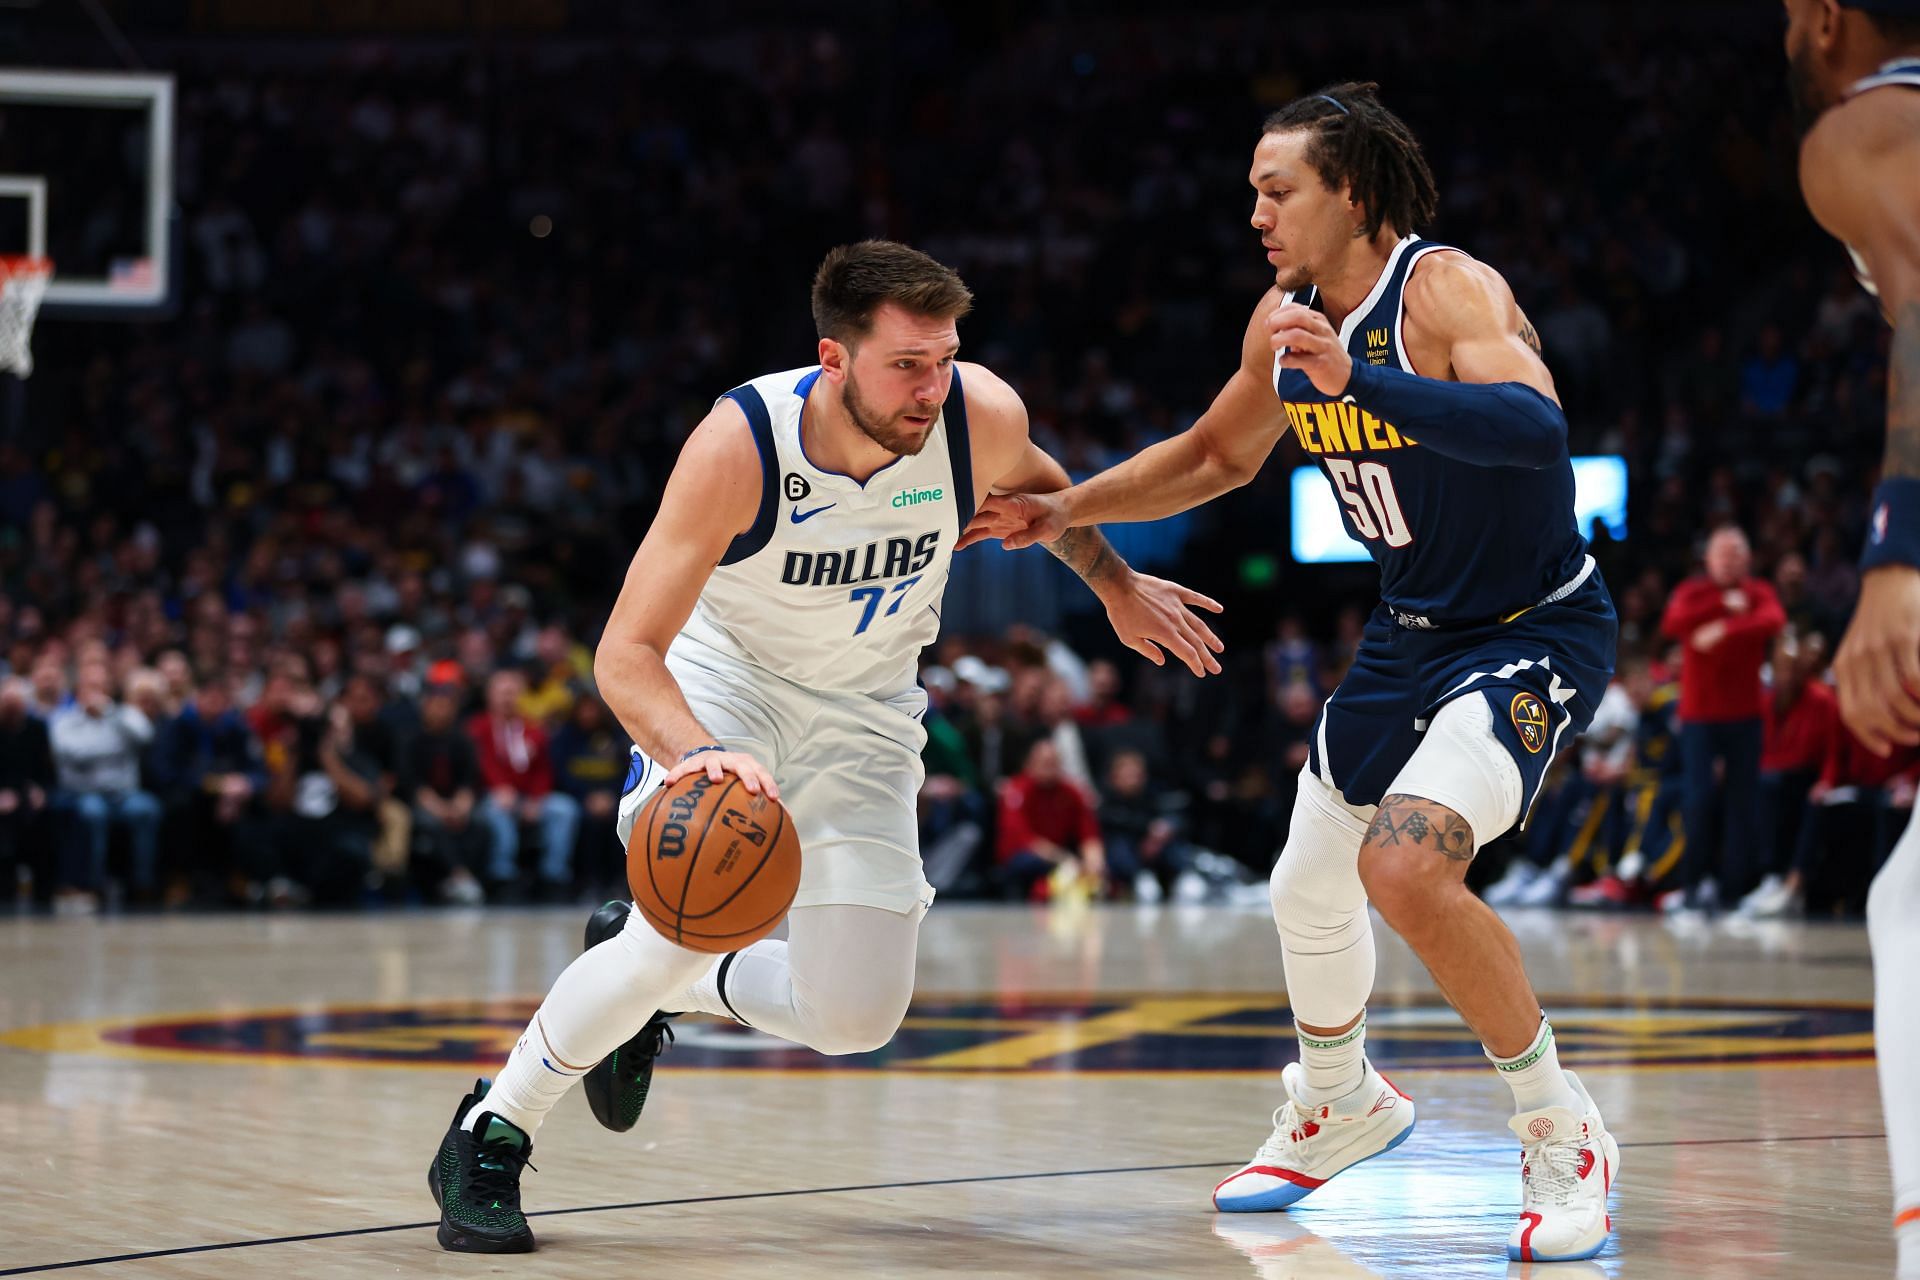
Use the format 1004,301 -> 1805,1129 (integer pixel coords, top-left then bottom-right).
1507,1070 -> 1619,1262
1483,862 -> 1540,907
1739,874 -> 1801,919
1213,1060 -> 1416,1212
1515,859 -> 1570,908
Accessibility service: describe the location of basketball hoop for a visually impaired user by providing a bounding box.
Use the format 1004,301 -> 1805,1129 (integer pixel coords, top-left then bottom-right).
0,256 -> 52,378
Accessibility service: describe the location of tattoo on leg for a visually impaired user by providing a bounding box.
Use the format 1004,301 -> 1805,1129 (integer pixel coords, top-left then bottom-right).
1366,794 -> 1478,862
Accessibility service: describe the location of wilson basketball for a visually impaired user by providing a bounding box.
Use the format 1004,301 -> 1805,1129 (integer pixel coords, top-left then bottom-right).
628,772 -> 800,953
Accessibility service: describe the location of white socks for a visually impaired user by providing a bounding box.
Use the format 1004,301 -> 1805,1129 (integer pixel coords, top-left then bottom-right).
1488,1017 -> 1580,1115
467,1014 -> 588,1136
462,907 -> 712,1137
1296,1015 -> 1368,1102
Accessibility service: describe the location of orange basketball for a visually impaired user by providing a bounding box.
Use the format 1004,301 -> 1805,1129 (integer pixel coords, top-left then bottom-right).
628,772 -> 800,954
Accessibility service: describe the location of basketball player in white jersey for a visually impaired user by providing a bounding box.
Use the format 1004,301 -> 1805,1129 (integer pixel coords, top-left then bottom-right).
1785,3 -> 1920,1271
426,240 -> 1226,1253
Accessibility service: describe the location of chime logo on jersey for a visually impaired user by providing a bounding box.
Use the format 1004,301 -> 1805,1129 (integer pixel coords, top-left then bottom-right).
781,531 -> 940,588
1511,691 -> 1549,754
891,485 -> 944,508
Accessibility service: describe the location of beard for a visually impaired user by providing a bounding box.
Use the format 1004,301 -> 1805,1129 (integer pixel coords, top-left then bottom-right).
844,374 -> 934,457
1786,45 -> 1832,137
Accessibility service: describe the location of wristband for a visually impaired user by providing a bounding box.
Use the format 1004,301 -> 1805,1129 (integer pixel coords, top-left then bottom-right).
679,743 -> 725,763
1862,478 -> 1920,571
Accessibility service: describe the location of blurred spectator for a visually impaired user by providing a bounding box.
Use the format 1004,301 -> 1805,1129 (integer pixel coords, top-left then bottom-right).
1098,750 -> 1190,900
49,660 -> 161,909
402,684 -> 487,905
0,678 -> 57,906
150,673 -> 268,904
470,668 -> 580,896
1660,527 -> 1785,911
1739,325 -> 1799,419
1037,676 -> 1096,795
1739,631 -> 1839,917
549,693 -> 625,890
997,739 -> 1105,901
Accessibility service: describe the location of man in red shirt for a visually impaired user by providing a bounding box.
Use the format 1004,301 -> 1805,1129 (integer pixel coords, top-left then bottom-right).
1658,526 -> 1786,910
997,738 -> 1106,900
469,668 -> 580,897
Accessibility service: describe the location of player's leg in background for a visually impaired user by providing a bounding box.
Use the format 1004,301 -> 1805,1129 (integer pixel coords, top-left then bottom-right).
1869,809 -> 1920,1276
688,901 -> 922,1054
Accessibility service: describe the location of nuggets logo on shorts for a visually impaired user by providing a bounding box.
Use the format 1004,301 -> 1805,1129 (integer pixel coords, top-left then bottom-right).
1510,691 -> 1549,754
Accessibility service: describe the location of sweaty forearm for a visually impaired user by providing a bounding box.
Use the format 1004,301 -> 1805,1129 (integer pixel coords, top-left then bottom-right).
1063,429 -> 1253,527
593,641 -> 720,765
1342,362 -> 1567,469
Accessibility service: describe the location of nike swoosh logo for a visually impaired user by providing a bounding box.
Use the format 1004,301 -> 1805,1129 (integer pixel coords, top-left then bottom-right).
790,503 -> 835,523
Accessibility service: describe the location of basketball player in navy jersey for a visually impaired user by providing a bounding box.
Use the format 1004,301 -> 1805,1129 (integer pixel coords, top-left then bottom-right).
966,84 -> 1621,1261
426,240 -> 1226,1253
1785,3 -> 1920,1271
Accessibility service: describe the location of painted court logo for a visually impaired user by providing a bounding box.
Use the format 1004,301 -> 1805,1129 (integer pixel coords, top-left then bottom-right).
0,996 -> 1874,1075
1510,691 -> 1549,753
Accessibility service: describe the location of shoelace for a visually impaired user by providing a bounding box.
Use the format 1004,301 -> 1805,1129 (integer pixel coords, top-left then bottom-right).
1254,1098 -> 1332,1163
1518,1133 -> 1585,1208
621,1017 -> 675,1082
470,1139 -> 535,1209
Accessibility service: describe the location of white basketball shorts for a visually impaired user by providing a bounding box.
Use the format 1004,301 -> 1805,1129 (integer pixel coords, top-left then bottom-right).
615,638 -> 935,918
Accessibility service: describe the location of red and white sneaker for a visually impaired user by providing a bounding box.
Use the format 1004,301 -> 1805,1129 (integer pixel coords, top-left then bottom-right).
1507,1070 -> 1619,1262
1213,1060 -> 1416,1212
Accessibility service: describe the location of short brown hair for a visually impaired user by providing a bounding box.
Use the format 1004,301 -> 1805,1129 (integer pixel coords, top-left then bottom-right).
810,240 -> 973,344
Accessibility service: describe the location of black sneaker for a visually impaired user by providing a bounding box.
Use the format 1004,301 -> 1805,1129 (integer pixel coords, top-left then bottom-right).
581,900 -> 676,1133
427,1078 -> 537,1253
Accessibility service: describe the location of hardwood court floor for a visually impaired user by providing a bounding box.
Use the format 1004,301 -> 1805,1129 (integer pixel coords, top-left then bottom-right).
0,902 -> 1893,1277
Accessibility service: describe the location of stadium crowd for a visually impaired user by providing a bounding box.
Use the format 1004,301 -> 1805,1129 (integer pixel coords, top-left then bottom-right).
0,5 -> 1902,916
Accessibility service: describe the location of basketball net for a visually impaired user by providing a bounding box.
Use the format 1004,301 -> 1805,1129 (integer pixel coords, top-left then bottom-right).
0,256 -> 52,378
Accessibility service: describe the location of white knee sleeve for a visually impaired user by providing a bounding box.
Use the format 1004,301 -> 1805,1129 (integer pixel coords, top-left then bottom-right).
1390,694 -> 1524,848
718,904 -> 921,1056
1270,768 -> 1376,1028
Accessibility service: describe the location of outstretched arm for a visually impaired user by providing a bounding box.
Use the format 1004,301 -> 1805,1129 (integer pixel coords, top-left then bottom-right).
958,363 -> 1225,675
1800,93 -> 1920,754
962,293 -> 1293,545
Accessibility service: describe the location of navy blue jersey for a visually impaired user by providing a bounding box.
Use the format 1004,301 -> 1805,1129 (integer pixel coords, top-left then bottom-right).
1275,236 -> 1588,623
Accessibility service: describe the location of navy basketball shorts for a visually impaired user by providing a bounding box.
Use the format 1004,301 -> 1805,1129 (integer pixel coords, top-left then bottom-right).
1306,572 -> 1617,840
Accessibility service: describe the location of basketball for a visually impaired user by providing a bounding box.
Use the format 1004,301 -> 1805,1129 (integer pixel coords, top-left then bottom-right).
627,772 -> 800,953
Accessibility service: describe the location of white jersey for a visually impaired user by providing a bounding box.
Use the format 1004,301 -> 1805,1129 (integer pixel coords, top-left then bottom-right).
674,365 -> 976,699
1842,57 -> 1920,300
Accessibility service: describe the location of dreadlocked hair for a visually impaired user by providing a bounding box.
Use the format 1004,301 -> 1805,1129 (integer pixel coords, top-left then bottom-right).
1262,82 -> 1438,241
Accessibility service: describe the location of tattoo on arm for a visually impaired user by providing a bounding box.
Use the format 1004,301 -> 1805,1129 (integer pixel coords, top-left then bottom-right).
1884,301 -> 1920,479
1365,794 -> 1477,861
1042,525 -> 1123,588
1518,319 -> 1542,357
